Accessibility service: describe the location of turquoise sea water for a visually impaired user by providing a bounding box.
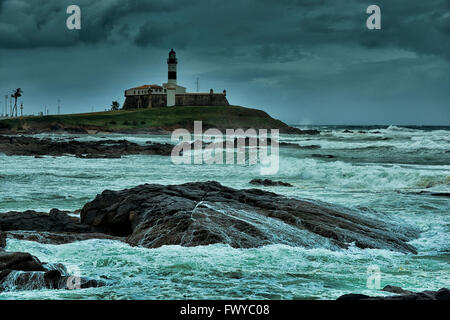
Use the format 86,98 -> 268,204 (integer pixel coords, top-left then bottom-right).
0,125 -> 449,299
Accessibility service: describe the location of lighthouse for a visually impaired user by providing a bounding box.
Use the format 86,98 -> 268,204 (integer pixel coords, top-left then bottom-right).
123,49 -> 230,109
167,49 -> 177,106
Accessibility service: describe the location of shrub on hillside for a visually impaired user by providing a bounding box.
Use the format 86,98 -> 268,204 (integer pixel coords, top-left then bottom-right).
0,122 -> 12,129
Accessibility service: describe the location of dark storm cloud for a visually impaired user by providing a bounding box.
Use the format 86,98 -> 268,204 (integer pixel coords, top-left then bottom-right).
356,0 -> 450,59
133,21 -> 190,48
0,0 -> 448,59
0,0 -> 190,48
0,0 -> 448,124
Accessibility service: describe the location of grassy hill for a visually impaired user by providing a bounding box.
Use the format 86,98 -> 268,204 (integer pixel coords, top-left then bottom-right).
0,105 -> 300,134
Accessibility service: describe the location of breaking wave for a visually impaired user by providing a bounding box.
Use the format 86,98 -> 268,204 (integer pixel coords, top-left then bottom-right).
277,157 -> 450,191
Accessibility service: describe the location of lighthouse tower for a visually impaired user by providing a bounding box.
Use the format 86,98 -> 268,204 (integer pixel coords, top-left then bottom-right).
167,49 -> 177,106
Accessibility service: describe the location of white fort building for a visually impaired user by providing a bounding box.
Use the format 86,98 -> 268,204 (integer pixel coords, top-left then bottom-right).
123,49 -> 229,109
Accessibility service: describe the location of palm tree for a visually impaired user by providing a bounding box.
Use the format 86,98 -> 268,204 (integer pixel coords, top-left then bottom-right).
111,101 -> 120,111
11,88 -> 22,117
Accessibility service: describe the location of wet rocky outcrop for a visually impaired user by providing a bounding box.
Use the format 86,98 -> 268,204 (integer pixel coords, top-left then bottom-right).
0,209 -> 124,245
0,211 -> 110,292
279,142 -> 321,149
80,181 -> 419,253
0,135 -> 173,158
249,179 -> 293,187
416,191 -> 450,198
5,230 -> 124,245
312,154 -> 336,159
186,138 -> 320,150
288,128 -> 320,135
0,232 -> 5,249
337,286 -> 450,300
0,250 -> 105,292
0,181 -> 425,294
0,209 -> 95,233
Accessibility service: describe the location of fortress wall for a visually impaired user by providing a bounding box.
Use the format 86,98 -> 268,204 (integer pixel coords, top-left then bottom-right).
123,93 -> 229,109
123,96 -> 147,109
150,95 -> 167,107
175,94 -> 229,106
123,95 -> 166,109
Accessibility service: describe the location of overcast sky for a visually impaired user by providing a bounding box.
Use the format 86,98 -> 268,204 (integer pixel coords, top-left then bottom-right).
0,0 -> 448,125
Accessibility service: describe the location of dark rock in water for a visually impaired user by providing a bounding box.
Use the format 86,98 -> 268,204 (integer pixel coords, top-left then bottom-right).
279,143 -> 321,149
0,250 -> 105,292
382,285 -> 414,295
429,192 -> 450,198
43,269 -> 63,289
5,230 -> 124,245
1,268 -> 106,292
0,209 -> 125,246
337,293 -> 371,300
188,137 -> 276,151
42,269 -> 106,290
299,129 -> 320,135
343,130 -> 353,133
180,138 -> 321,154
80,181 -> 419,253
312,154 -> 335,159
185,138 -> 321,152
0,209 -> 95,233
249,179 -> 293,187
0,232 -> 5,249
435,288 -> 450,300
409,191 -> 450,198
300,144 -> 321,149
337,287 -> 450,300
0,251 -> 45,272
282,127 -> 320,135
0,135 -> 173,158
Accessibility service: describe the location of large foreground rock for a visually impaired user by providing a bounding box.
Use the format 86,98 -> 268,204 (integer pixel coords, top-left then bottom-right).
0,135 -> 173,158
80,181 -> 419,253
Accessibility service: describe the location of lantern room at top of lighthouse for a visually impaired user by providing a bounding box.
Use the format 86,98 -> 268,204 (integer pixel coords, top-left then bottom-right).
167,49 -> 178,64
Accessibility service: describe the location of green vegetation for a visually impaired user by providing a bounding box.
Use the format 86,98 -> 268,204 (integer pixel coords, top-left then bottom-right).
0,105 -> 294,133
110,101 -> 120,111
0,122 -> 12,130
